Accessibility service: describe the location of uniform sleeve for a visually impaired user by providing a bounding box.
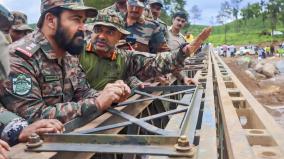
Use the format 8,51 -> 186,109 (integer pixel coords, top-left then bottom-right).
125,48 -> 187,81
2,53 -> 99,124
149,24 -> 170,53
0,107 -> 28,146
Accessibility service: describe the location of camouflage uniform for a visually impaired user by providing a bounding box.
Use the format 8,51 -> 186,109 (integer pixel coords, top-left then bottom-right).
0,0 -> 100,124
125,0 -> 170,54
145,0 -> 186,81
100,2 -> 126,18
0,6 -> 29,146
146,0 -> 169,41
80,13 -> 188,90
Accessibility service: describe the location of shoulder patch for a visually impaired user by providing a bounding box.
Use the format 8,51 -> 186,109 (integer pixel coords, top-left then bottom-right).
12,74 -> 32,96
15,42 -> 40,58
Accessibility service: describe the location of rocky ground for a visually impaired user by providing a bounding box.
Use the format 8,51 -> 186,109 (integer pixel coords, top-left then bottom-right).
224,55 -> 284,128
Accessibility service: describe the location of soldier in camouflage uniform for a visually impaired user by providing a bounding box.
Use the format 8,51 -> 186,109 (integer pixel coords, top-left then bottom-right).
147,2 -> 196,85
9,11 -> 33,42
125,0 -> 170,53
80,12 -> 212,90
100,0 -> 127,17
0,0 -> 131,124
147,0 -> 168,41
0,6 -> 64,158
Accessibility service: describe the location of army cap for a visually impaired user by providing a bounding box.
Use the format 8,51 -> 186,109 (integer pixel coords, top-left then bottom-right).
41,0 -> 98,18
127,0 -> 146,8
148,0 -> 163,7
94,13 -> 130,35
11,11 -> 33,31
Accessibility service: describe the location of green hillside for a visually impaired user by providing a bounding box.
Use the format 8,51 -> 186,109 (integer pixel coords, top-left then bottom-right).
185,17 -> 284,46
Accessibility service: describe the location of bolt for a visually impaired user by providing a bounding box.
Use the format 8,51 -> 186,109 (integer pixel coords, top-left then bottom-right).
175,135 -> 192,152
26,133 -> 43,148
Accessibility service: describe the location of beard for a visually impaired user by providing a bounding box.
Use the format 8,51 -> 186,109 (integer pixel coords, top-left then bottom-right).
54,20 -> 85,56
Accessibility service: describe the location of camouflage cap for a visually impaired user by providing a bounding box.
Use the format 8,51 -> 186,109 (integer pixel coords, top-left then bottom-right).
11,11 -> 27,25
41,0 -> 98,18
10,11 -> 33,31
148,0 -> 163,7
11,24 -> 33,32
0,4 -> 13,32
94,13 -> 130,35
127,0 -> 146,8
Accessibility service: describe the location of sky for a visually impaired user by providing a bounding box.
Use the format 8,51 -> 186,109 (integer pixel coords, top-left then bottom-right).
1,0 -> 265,25
186,0 -> 266,25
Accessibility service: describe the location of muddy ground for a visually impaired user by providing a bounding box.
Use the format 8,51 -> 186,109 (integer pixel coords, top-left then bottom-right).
224,56 -> 284,128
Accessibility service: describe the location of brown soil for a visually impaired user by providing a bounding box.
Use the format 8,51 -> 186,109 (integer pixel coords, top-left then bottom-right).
224,56 -> 284,128
224,57 -> 284,106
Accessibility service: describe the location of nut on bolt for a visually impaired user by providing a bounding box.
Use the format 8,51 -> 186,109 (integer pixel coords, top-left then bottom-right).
175,135 -> 192,152
26,133 -> 43,148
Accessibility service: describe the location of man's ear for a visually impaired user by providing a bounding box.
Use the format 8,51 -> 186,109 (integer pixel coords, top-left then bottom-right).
45,13 -> 57,30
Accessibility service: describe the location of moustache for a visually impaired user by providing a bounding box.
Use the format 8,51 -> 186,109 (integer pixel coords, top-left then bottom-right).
73,31 -> 85,40
94,39 -> 108,45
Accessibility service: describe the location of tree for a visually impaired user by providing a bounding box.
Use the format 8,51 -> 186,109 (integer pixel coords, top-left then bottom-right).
163,0 -> 187,16
266,0 -> 281,33
190,5 -> 202,24
217,1 -> 232,44
250,3 -> 261,18
230,0 -> 243,32
278,0 -> 284,26
260,0 -> 267,27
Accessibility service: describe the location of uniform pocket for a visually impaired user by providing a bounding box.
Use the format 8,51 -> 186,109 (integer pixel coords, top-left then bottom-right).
41,76 -> 63,98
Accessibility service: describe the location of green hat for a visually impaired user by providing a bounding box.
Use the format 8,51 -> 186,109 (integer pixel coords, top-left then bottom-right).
94,13 -> 130,35
148,0 -> 163,7
0,4 -> 13,32
41,0 -> 98,18
127,0 -> 146,8
11,11 -> 33,32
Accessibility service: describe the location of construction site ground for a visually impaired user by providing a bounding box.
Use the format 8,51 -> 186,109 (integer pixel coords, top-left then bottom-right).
224,56 -> 284,129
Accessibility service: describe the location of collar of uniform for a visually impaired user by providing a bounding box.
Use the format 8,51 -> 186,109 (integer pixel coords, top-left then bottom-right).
35,29 -> 60,60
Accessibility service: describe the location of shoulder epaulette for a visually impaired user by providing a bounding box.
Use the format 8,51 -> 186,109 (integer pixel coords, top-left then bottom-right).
15,42 -> 40,58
